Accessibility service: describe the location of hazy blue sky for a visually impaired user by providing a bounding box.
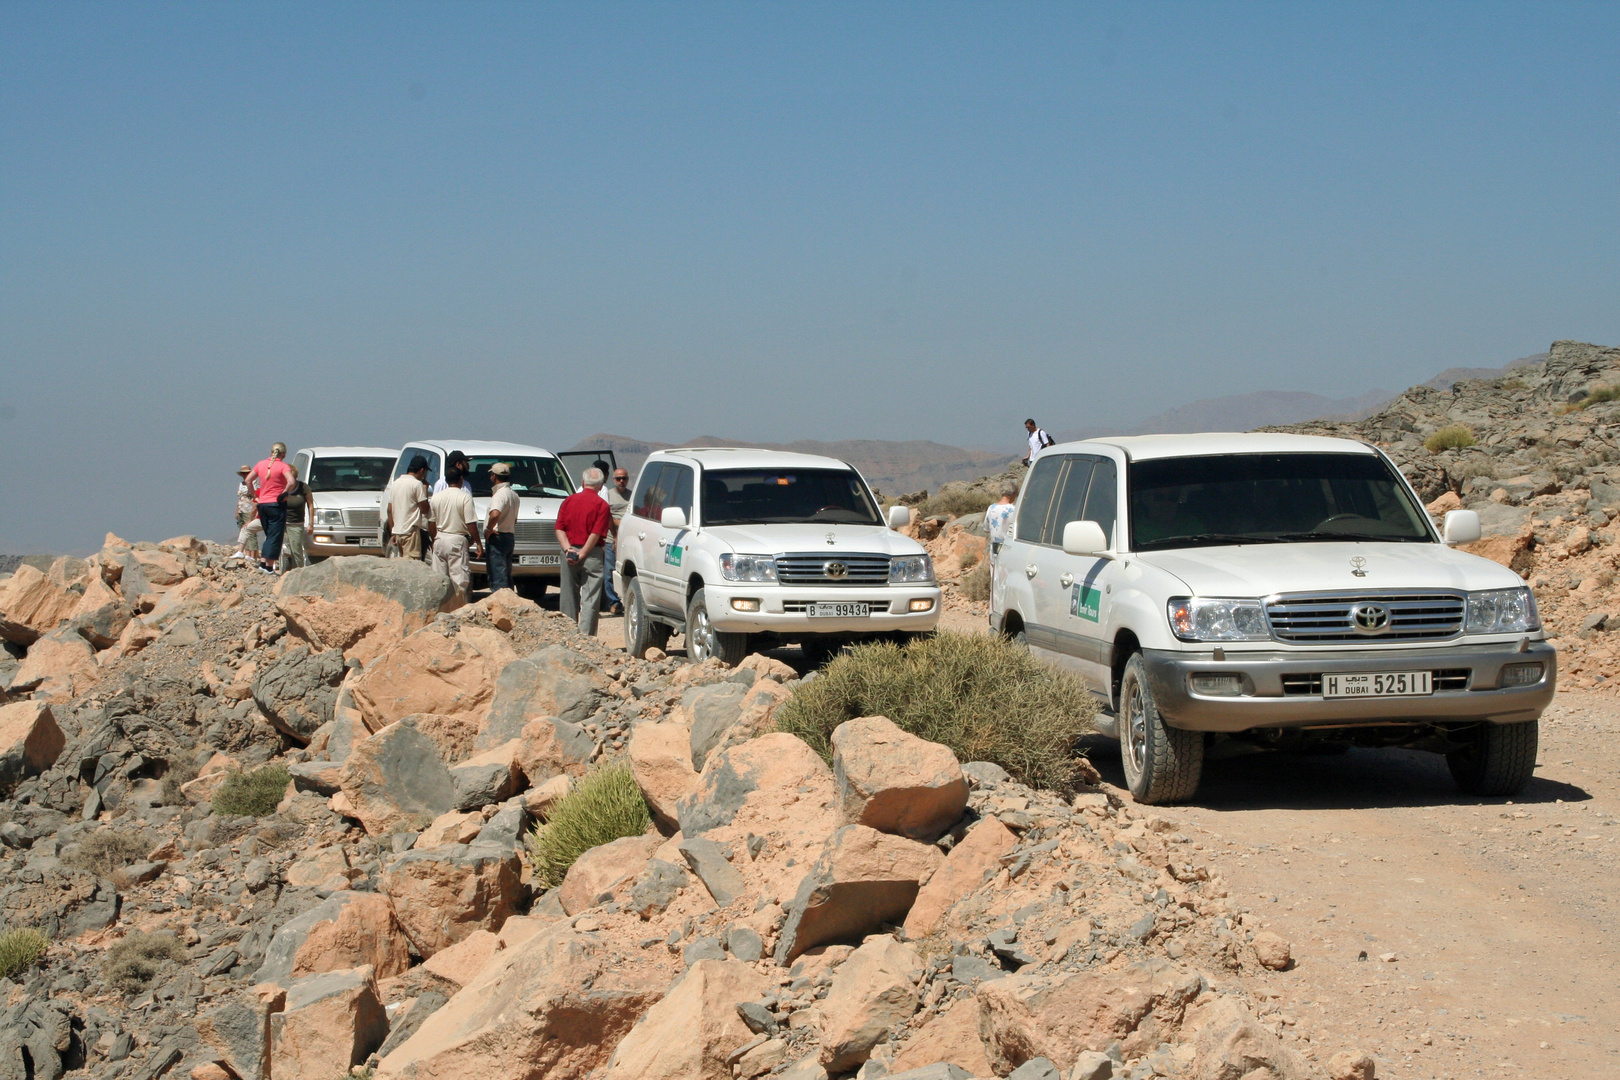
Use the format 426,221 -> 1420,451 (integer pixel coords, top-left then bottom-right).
3,3 -> 1618,552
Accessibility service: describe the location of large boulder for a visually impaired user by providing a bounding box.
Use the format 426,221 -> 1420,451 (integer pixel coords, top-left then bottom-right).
0,702 -> 65,796
1188,995 -> 1315,1080
276,556 -> 460,663
677,732 -> 835,838
337,716 -> 458,836
127,545 -> 193,586
349,627 -> 510,734
514,716 -> 595,785
255,892 -> 413,987
818,935 -> 925,1072
138,575 -> 216,630
887,997 -> 996,1078
977,968 -> 1202,1071
13,626 -> 98,700
68,575 -> 131,649
676,681 -> 751,771
196,986 -> 284,1080
449,740 -> 525,811
558,833 -> 663,916
251,644 -> 347,744
477,645 -> 612,747
628,719 -> 699,831
0,565 -> 77,645
379,843 -> 522,957
271,968 -> 389,1080
831,716 -> 968,841
375,925 -> 664,1080
604,958 -> 771,1080
775,825 -> 943,963
903,816 -> 1017,938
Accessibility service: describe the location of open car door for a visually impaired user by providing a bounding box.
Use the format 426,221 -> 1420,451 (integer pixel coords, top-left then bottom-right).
557,450 -> 618,489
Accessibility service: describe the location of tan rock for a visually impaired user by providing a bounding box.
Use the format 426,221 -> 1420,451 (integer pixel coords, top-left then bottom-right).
189,1063 -> 232,1080
818,935 -> 924,1072
139,575 -> 215,629
13,628 -> 98,700
832,716 -> 968,841
0,564 -> 78,645
128,546 -> 191,586
0,701 -> 65,794
379,843 -> 522,957
558,832 -> 663,916
467,588 -> 540,631
736,653 -> 798,682
514,716 -> 595,785
420,929 -> 500,988
1251,931 -> 1292,971
161,534 -> 209,557
337,716 -> 457,836
1461,524 -> 1536,576
886,996 -> 996,1077
99,617 -> 159,664
903,815 -> 1017,937
978,970 -> 1156,1071
196,985 -> 284,1080
68,574 -> 131,648
349,629 -> 506,733
276,556 -> 460,663
776,825 -> 943,963
375,925 -> 663,1080
271,967 -> 389,1080
1189,995 -> 1313,1080
524,774 -> 573,821
1327,1048 -> 1378,1080
1425,491 -> 1463,515
256,892 -> 413,986
604,958 -> 770,1080
284,846 -> 352,889
414,810 -> 485,851
678,732 -> 836,838
710,679 -> 794,758
628,719 -> 699,831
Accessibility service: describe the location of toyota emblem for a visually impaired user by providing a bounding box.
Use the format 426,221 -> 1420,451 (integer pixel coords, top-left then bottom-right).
824,561 -> 848,579
1351,603 -> 1391,634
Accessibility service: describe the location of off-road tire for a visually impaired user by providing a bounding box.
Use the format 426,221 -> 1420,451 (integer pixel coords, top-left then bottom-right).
686,587 -> 749,666
1118,653 -> 1204,804
623,577 -> 668,658
1447,720 -> 1538,796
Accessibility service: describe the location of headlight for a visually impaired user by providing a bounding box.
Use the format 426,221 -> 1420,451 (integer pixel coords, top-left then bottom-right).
889,555 -> 935,584
314,509 -> 343,526
1167,597 -> 1271,642
719,554 -> 778,583
1466,587 -> 1540,634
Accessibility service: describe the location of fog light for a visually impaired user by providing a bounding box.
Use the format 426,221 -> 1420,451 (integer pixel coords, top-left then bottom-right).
731,598 -> 760,612
909,598 -> 935,612
1500,662 -> 1544,687
316,536 -> 333,543
1191,674 -> 1244,697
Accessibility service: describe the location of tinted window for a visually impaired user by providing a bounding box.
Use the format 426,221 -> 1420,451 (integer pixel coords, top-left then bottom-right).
1044,458 -> 1095,545
633,463 -> 668,520
1015,456 -> 1063,543
667,465 -> 694,517
699,468 -> 882,526
393,448 -> 441,489
1127,452 -> 1432,551
309,456 -> 395,493
1083,458 -> 1118,549
465,456 -> 572,499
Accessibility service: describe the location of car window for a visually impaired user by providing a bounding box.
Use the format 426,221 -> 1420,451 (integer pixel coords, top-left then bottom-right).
309,456 -> 394,492
633,463 -> 668,520
698,468 -> 882,526
1083,458 -> 1118,549
666,465 -> 694,517
1015,456 -> 1064,543
465,456 -> 572,499
392,447 -> 441,489
1044,457 -> 1095,545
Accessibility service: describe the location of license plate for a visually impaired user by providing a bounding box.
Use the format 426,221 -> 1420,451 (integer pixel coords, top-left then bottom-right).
808,602 -> 870,618
1322,671 -> 1432,698
518,554 -> 561,566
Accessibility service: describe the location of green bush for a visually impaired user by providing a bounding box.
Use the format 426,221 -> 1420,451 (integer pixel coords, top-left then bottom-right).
101,931 -> 186,995
63,828 -> 150,877
958,550 -> 980,571
1578,385 -> 1620,409
526,765 -> 651,889
961,559 -> 991,603
777,632 -> 1096,792
1424,424 -> 1477,453
212,764 -> 292,817
920,487 -> 994,520
0,929 -> 49,980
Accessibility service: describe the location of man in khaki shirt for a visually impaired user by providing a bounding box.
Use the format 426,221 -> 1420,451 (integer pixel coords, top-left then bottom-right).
429,460 -> 482,599
385,456 -> 432,561
485,462 -> 520,592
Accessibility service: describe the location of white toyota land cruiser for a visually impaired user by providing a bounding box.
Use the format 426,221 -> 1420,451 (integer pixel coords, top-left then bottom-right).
992,433 -> 1556,804
615,448 -> 942,665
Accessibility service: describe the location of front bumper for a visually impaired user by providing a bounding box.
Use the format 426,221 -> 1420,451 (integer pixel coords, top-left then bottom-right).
308,532 -> 383,557
1142,640 -> 1557,732
699,582 -> 943,636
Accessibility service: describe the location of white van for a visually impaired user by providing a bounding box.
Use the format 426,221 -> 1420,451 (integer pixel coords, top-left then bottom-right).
992,433 -> 1556,803
387,441 -> 576,585
290,446 -> 398,558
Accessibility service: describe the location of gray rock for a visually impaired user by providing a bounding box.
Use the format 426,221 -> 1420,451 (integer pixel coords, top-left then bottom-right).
165,617 -> 201,646
375,990 -> 448,1059
682,935 -> 726,964
684,682 -> 751,771
451,759 -> 520,811
342,715 -> 457,826
1471,500 -> 1532,537
725,925 -> 764,963
1128,914 -> 1157,941
1582,611 -> 1609,632
287,760 -> 343,795
1007,1058 -> 1061,1080
251,644 -> 346,744
628,859 -> 688,918
478,645 -> 610,747
736,1000 -> 778,1035
474,798 -> 530,850
254,891 -> 389,986
961,761 -> 1011,787
1070,1050 -> 1115,1080
885,1066 -> 975,1080
679,836 -> 746,906
951,954 -> 1005,984
276,555 -> 457,646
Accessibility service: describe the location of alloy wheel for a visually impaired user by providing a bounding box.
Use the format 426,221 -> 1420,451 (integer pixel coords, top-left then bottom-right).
1124,678 -> 1148,774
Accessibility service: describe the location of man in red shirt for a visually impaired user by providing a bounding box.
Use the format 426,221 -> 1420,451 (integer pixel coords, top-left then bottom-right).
554,467 -> 613,635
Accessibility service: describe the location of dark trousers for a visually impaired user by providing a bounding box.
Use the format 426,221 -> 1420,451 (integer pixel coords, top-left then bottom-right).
257,503 -> 287,564
487,532 -> 515,591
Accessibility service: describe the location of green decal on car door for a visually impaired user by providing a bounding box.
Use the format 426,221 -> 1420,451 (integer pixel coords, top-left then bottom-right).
1071,584 -> 1101,622
665,529 -> 686,566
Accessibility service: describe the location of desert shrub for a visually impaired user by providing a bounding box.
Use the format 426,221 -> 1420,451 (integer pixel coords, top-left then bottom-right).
63,828 -> 150,877
1424,424 -> 1477,453
920,487 -> 993,520
101,932 -> 186,995
1578,385 -> 1620,409
961,559 -> 992,602
957,550 -> 980,571
0,929 -> 49,980
777,632 -> 1096,792
211,764 -> 292,817
526,765 -> 650,889
159,757 -> 199,806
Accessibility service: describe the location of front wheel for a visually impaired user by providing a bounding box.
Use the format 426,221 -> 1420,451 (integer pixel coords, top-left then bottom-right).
1447,720 -> 1538,795
623,577 -> 669,657
1118,653 -> 1204,804
686,587 -> 750,666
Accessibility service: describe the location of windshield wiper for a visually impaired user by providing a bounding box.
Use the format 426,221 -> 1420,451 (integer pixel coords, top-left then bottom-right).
1267,531 -> 1428,543
1141,533 -> 1291,548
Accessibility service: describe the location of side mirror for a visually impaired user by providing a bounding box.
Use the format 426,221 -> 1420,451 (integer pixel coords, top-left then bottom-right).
1061,520 -> 1109,557
1443,509 -> 1481,545
886,505 -> 912,530
660,507 -> 688,530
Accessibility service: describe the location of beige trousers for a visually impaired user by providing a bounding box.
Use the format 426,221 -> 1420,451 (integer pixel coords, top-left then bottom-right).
432,532 -> 472,595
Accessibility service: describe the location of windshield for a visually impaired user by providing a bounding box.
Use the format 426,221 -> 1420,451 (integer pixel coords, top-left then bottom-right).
701,468 -> 882,526
1128,452 -> 1433,551
466,456 -> 574,499
308,456 -> 396,493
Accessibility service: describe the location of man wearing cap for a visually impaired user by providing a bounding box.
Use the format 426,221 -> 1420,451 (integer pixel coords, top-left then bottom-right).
485,462 -> 520,592
429,473 -> 482,601
247,443 -> 296,573
232,466 -> 262,563
432,450 -> 474,494
601,466 -> 633,616
555,467 -> 612,635
385,456 -> 432,561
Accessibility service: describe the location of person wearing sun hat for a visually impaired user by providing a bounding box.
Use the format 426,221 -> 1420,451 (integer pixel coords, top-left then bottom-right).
231,465 -> 262,563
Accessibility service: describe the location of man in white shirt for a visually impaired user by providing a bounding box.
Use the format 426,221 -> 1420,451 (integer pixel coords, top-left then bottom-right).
1022,419 -> 1054,466
485,462 -> 521,592
429,480 -> 481,600
385,456 -> 432,561
431,450 -> 474,494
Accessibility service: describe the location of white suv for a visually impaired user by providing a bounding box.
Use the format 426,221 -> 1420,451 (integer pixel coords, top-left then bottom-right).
992,432 -> 1556,803
615,448 -> 942,664
290,446 -> 397,558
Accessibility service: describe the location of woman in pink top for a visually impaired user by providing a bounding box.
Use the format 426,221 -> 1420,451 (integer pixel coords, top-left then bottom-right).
248,443 -> 295,574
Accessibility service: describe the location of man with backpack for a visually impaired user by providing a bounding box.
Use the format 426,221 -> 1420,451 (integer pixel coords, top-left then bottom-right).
1022,419 -> 1055,466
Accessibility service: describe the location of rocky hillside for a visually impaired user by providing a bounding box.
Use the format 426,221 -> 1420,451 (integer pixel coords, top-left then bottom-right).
0,539 -> 1384,1080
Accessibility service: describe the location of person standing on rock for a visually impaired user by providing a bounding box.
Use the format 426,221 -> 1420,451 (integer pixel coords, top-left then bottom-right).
385,455 -> 433,562
429,474 -> 482,601
601,466 -> 633,616
247,443 -> 296,574
984,479 -> 1018,561
485,461 -> 520,592
555,467 -> 612,635
231,465 -> 262,564
279,462 -> 314,572
1022,419 -> 1055,467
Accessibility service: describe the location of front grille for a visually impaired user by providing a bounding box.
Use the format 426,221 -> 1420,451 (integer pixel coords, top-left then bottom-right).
1433,668 -> 1471,691
775,553 -> 891,585
1280,667 -> 1473,696
514,522 -> 561,550
1266,592 -> 1465,643
345,508 -> 380,528
1280,673 -> 1323,696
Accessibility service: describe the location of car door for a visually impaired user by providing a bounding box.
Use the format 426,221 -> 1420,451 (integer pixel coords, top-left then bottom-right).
1026,456 -> 1091,673
1000,455 -> 1063,640
1035,455 -> 1121,694
557,450 -> 617,489
623,462 -> 667,604
647,463 -> 695,611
